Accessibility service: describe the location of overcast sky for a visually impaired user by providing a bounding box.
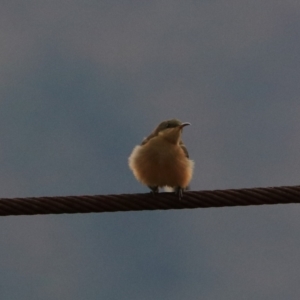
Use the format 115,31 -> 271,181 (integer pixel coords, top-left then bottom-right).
1,1 -> 300,299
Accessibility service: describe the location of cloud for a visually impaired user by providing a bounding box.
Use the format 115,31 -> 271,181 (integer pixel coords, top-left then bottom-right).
1,1 -> 300,299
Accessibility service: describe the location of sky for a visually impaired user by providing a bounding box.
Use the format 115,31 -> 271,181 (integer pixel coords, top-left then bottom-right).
1,0 -> 300,299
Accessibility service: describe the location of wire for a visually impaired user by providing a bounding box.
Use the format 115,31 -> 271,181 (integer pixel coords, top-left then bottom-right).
0,185 -> 300,216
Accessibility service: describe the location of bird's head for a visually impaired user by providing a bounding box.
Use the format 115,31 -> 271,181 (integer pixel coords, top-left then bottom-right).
156,119 -> 191,144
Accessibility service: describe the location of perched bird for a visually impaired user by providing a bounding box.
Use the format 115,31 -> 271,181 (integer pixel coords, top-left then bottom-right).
128,119 -> 194,200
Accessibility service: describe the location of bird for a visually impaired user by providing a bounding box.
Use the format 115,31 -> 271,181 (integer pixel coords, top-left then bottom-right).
128,119 -> 194,200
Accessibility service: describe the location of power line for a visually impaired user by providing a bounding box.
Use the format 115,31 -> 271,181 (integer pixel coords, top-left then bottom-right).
0,185 -> 300,216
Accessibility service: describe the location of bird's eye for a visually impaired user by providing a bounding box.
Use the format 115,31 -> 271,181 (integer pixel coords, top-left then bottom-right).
165,122 -> 169,128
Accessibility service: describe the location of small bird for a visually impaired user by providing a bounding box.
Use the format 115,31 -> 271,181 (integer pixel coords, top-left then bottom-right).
128,119 -> 194,200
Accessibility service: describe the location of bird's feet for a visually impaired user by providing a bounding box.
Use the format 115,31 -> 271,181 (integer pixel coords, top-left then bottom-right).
149,186 -> 159,197
175,187 -> 183,200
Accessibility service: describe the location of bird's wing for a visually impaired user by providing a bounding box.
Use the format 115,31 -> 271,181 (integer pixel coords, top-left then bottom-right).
141,133 -> 156,145
180,141 -> 190,190
180,141 -> 189,158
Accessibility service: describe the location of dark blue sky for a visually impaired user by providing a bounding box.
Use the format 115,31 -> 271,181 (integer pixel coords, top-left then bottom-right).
1,1 -> 300,299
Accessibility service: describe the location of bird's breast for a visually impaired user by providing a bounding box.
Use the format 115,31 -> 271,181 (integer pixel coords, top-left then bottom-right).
128,137 -> 194,188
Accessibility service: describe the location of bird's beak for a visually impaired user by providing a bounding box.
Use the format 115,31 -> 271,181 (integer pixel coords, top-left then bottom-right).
179,122 -> 191,129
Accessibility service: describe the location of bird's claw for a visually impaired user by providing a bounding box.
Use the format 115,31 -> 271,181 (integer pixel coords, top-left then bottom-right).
175,187 -> 183,200
149,186 -> 159,197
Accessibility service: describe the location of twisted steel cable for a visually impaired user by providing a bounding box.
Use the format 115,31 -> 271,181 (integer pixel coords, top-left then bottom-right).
0,185 -> 300,216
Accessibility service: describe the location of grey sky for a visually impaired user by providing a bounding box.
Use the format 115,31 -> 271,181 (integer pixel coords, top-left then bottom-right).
1,1 -> 300,299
